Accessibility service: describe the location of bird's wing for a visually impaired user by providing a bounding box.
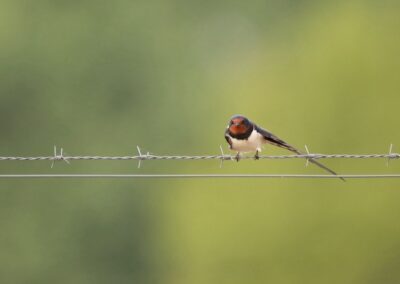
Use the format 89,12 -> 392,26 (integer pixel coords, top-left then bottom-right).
255,124 -> 344,181
224,128 -> 232,149
255,125 -> 300,154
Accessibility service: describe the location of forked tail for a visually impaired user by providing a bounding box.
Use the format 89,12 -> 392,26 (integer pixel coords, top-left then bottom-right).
260,129 -> 345,181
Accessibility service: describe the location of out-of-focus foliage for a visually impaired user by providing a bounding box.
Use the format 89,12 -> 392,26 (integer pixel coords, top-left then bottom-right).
1,0 -> 400,283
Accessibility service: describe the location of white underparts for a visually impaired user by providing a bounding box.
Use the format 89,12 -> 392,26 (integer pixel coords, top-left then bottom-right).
229,130 -> 265,153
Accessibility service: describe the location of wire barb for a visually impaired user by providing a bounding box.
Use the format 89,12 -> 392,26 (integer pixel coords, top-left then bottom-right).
219,145 -> 232,168
304,145 -> 310,167
386,143 -> 399,167
51,146 -> 70,168
136,146 -> 144,168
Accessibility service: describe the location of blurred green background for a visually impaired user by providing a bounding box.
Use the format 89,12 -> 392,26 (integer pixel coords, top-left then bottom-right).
1,0 -> 400,283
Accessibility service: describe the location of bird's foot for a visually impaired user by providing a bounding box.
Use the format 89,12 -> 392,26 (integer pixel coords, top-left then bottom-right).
254,151 -> 260,160
235,152 -> 241,162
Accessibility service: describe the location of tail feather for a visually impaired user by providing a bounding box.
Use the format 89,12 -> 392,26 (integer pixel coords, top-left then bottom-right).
256,126 -> 344,181
282,144 -> 344,181
307,158 -> 345,181
280,144 -> 345,182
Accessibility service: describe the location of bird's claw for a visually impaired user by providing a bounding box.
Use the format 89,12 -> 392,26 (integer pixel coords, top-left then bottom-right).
254,151 -> 260,160
235,152 -> 240,162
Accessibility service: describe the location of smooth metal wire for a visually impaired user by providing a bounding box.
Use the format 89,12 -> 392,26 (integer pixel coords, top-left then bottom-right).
0,146 -> 399,179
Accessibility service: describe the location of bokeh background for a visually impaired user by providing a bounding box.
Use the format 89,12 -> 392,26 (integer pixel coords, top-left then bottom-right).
1,0 -> 400,283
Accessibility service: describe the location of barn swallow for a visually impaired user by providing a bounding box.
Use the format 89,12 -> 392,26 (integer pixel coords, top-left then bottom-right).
225,115 -> 344,180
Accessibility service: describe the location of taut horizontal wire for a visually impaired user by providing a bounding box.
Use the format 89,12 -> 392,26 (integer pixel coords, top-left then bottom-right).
0,153 -> 400,161
0,174 -> 400,179
1,147 -> 398,179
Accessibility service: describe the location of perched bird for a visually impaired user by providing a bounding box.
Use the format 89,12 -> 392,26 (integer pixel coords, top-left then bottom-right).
224,115 -> 344,180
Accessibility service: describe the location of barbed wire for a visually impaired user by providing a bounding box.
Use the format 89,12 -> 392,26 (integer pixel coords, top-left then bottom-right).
2,153 -> 399,161
0,145 -> 399,179
0,145 -> 398,164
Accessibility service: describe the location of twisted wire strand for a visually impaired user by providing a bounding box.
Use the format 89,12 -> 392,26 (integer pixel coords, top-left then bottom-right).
1,150 -> 399,178
0,153 -> 399,161
0,174 -> 400,179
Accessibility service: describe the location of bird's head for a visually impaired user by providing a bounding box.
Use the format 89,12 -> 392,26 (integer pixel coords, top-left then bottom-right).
228,115 -> 253,135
